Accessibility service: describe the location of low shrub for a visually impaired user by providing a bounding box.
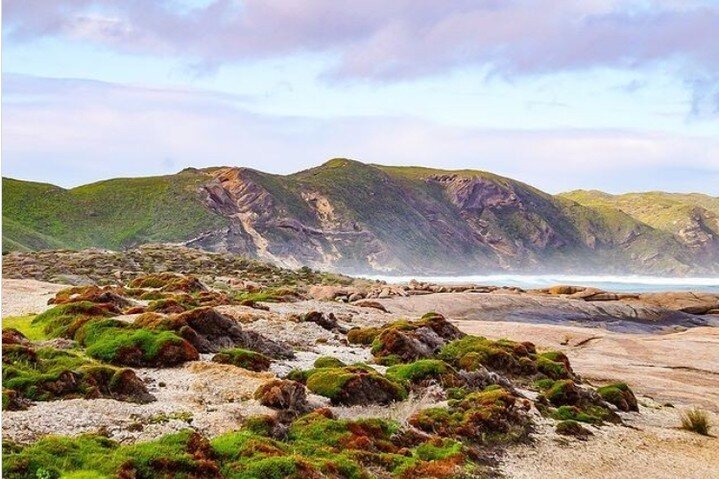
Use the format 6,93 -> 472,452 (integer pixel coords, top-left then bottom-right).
680,408 -> 711,436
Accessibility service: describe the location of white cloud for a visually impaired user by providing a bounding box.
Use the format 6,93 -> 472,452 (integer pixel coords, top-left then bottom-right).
3,74 -> 718,194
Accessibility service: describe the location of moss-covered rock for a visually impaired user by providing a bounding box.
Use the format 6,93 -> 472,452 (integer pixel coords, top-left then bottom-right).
539,379 -> 620,424
80,319 -> 199,367
2,343 -> 154,407
32,301 -> 119,339
369,313 -> 465,364
212,348 -> 271,372
313,356 -> 346,369
386,359 -> 464,388
555,419 -> 593,438
48,285 -> 132,310
439,335 -> 537,376
409,387 -> 530,444
298,365 -> 407,406
253,379 -> 309,414
346,326 -> 381,345
596,382 -> 638,412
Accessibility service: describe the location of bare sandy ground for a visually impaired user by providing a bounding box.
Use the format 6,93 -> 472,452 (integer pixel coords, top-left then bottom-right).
2,278 -> 64,317
501,405 -> 719,479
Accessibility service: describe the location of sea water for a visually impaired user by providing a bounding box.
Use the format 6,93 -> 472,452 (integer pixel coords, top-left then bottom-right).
359,274 -> 719,293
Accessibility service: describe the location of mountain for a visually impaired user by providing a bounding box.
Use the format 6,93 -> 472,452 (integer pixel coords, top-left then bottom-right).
561,190 -> 719,266
3,159 -> 717,275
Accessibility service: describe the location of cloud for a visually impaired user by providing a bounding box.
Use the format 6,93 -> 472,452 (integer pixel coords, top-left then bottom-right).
3,74 -> 718,194
4,0 -> 718,82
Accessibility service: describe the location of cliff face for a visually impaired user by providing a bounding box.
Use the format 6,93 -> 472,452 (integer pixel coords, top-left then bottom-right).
4,159 -> 718,275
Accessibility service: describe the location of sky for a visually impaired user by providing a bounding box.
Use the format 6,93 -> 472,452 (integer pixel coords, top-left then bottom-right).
2,0 -> 719,193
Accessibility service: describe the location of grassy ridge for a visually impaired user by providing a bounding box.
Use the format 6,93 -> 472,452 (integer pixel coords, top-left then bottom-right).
3,170 -> 226,252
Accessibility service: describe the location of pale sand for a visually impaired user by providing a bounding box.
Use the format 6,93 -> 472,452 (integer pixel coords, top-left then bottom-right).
2,278 -> 65,317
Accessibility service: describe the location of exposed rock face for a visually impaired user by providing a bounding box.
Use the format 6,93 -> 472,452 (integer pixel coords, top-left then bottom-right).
138,307 -> 295,358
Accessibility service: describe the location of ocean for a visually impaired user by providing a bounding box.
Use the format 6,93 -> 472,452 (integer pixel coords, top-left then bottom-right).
359,274 -> 719,293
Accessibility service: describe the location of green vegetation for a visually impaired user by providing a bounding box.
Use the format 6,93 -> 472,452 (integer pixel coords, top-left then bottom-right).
212,348 -> 271,372
409,387 -> 530,444
312,356 -> 346,369
2,315 -> 46,341
680,408 -> 711,436
386,359 -> 461,387
81,319 -> 195,366
32,302 -> 117,339
2,415 -> 476,479
2,171 -> 227,252
289,364 -> 407,405
31,302 -> 197,367
4,162 -> 714,274
596,382 -> 638,412
2,344 -> 149,408
439,335 -> 537,376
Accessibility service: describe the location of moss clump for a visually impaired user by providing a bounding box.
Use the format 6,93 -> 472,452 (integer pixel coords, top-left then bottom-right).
31,302 -> 118,339
80,319 -> 198,367
551,405 -> 601,424
312,356 -> 346,369
2,413 -> 475,478
368,313 -> 465,363
555,420 -> 592,437
385,359 -> 463,387
2,344 -> 153,407
409,387 -> 530,444
346,327 -> 381,345
596,382 -> 638,412
536,351 -> 572,379
296,365 -> 407,405
2,316 -> 46,341
128,273 -> 206,293
439,335 -> 537,376
540,380 -> 619,424
212,348 -> 271,372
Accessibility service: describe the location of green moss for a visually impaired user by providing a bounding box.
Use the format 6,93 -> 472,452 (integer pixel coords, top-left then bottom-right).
536,356 -> 570,380
596,382 -> 638,412
439,335 -> 536,375
346,327 -> 381,345
2,344 -> 147,407
2,316 -> 46,341
312,356 -> 346,369
32,302 -> 115,339
302,365 -> 407,404
385,359 -> 457,385
212,348 -> 271,372
80,319 -> 193,366
551,405 -> 601,424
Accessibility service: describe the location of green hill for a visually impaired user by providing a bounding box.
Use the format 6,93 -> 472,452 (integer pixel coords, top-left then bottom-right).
3,160 -> 716,274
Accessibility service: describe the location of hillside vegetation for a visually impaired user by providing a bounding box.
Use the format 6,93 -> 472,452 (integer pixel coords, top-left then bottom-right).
4,160 -> 717,274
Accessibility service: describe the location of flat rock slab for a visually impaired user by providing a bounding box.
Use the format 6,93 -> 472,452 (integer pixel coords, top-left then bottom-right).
378,292 -> 718,333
